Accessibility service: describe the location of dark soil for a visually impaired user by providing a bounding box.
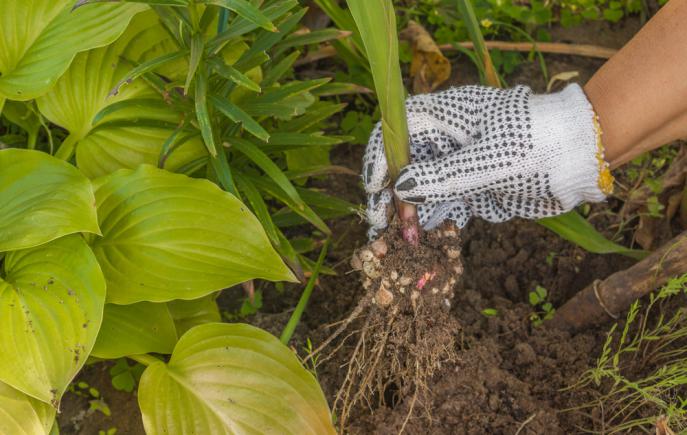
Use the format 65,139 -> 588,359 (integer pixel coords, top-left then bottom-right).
311,211 -> 633,434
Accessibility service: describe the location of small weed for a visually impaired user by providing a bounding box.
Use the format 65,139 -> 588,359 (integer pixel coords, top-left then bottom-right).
567,274 -> 687,432
109,358 -> 145,393
223,290 -> 264,321
528,285 -> 555,326
545,251 -> 557,267
481,308 -> 499,317
303,338 -> 321,379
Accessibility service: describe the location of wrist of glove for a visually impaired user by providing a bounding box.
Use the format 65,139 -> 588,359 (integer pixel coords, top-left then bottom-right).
363,83 -> 613,239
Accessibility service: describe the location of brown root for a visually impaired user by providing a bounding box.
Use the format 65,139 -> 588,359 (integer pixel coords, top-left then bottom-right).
318,218 -> 464,431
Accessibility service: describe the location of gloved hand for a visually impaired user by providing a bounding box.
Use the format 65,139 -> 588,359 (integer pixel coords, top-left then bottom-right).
364,84 -> 614,239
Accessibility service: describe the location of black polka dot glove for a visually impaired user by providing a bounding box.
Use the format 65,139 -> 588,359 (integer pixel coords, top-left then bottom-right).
364,84 -> 614,239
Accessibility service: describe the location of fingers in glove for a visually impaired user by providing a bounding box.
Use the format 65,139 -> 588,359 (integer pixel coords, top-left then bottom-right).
364,91 -> 482,194
362,122 -> 389,193
418,201 -> 471,230
366,188 -> 394,239
393,137 -> 528,204
466,192 -> 516,223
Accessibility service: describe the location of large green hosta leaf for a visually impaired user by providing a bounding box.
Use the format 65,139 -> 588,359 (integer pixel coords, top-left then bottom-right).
0,149 -> 100,252
91,302 -> 178,359
0,381 -> 55,435
138,323 -> 335,434
0,0 -> 145,101
92,165 -> 296,304
37,11 -> 204,178
0,235 -> 106,406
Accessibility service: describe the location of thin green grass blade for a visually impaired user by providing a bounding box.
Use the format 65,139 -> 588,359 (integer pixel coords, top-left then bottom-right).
539,211 -> 648,260
184,33 -> 204,94
110,51 -> 187,96
262,51 -> 300,87
194,66 -> 217,156
199,0 -> 277,32
240,172 -> 330,235
210,96 -> 270,141
456,0 -> 501,87
210,60 -> 261,92
347,0 -> 409,179
207,0 -> 298,52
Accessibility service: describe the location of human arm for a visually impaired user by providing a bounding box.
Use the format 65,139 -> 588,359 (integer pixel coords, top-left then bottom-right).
585,0 -> 687,167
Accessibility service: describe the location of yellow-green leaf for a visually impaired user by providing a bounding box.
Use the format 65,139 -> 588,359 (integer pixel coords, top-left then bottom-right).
0,235 -> 106,406
0,149 -> 100,252
0,0 -> 145,100
138,323 -> 335,434
36,11 -> 204,177
0,380 -> 55,435
91,165 -> 297,304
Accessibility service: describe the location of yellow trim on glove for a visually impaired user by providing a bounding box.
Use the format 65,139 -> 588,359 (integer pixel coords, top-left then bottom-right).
593,113 -> 614,195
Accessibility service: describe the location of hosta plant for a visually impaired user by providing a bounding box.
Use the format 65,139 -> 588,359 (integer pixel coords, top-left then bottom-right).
0,0 -> 348,433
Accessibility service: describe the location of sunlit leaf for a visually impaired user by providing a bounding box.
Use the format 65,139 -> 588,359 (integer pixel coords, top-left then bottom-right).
0,149 -> 100,252
0,235 -> 106,406
0,380 -> 55,435
91,302 -> 178,359
138,323 -> 335,434
539,212 -> 648,260
0,0 -> 145,100
91,165 -> 297,304
36,11 -> 205,177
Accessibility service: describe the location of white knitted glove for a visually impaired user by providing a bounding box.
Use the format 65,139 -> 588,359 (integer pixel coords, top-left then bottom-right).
364,84 -> 613,239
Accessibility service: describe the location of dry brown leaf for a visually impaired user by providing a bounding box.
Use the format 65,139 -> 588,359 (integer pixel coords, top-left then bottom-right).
656,415 -> 676,435
546,70 -> 579,92
400,20 -> 451,93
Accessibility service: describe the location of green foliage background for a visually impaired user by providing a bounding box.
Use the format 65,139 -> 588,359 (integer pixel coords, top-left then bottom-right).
0,1 -> 345,433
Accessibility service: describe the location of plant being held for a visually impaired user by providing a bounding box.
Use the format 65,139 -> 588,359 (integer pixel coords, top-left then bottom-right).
528,285 -> 555,326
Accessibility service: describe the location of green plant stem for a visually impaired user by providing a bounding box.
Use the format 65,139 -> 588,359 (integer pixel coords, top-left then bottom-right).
128,354 -> 163,367
55,133 -> 80,160
456,0 -> 501,87
217,8 -> 229,34
280,239 -> 330,345
347,0 -> 419,244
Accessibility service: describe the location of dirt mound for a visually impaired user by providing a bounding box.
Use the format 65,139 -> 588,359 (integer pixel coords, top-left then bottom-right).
312,218 -> 630,434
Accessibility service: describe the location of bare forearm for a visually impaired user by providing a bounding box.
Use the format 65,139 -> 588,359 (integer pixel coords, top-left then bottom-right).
584,0 -> 687,168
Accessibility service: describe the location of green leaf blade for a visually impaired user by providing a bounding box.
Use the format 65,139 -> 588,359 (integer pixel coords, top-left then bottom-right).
0,235 -> 106,406
211,96 -> 270,141
0,1 -> 146,100
138,323 -> 335,434
201,0 -> 278,32
92,165 -> 296,304
0,381 -> 55,435
538,211 -> 648,260
0,149 -> 100,252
